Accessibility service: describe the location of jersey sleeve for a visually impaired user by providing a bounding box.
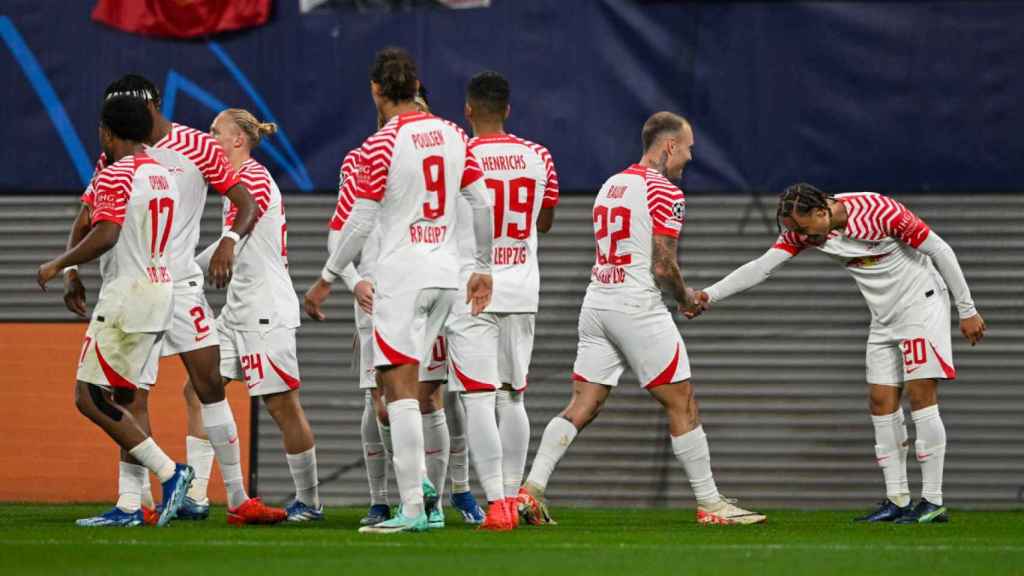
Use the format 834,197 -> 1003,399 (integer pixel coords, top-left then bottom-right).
887,200 -> 931,248
645,173 -> 686,238
354,124 -> 399,202
461,148 -> 484,191
226,164 -> 271,227
536,145 -> 560,208
772,231 -> 808,256
194,132 -> 241,195
80,153 -> 108,207
330,150 -> 360,230
90,162 -> 133,226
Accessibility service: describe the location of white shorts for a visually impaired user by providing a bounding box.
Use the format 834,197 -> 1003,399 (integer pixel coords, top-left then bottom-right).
76,314 -> 163,391
161,284 -> 219,357
218,318 -> 301,397
365,288 -> 453,376
572,306 -> 691,388
447,308 -> 535,392
354,301 -> 448,388
866,289 -> 955,386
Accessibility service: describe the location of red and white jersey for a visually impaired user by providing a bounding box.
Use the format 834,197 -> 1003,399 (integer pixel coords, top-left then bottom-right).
91,152 -> 178,332
329,148 -> 380,281
218,158 -> 299,331
455,133 -> 559,313
772,192 -> 939,324
353,111 -> 485,293
582,164 -> 686,313
85,124 -> 241,289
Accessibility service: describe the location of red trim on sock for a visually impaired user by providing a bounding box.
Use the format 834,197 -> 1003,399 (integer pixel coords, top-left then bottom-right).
95,343 -> 137,390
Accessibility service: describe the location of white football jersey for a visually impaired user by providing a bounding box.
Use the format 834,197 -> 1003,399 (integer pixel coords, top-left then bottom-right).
218,158 -> 300,331
582,164 -> 686,313
771,192 -> 939,325
90,152 -> 178,332
329,148 -> 380,281
353,111 -> 485,293
453,134 -> 559,313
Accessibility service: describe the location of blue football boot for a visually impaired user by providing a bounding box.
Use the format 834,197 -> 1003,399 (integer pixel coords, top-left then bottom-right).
450,490 -> 485,524
894,500 -> 949,524
157,464 -> 195,527
286,500 -> 325,522
75,507 -> 144,527
360,504 -> 392,526
855,499 -> 912,522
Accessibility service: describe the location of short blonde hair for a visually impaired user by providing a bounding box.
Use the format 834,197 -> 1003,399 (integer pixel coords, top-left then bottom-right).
222,108 -> 277,148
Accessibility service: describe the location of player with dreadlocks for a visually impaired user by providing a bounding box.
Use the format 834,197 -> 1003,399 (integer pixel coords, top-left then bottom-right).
691,183 -> 986,524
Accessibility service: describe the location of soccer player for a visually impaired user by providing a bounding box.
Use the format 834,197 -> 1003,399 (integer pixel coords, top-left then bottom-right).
37,95 -> 192,528
173,108 -> 322,522
305,47 -> 494,534
444,70 -> 560,530
332,88 -> 485,527
517,112 -> 766,526
65,75 -> 284,525
693,183 -> 985,524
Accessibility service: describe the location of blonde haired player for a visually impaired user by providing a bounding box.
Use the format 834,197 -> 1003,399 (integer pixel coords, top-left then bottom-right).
518,112 -> 766,526
177,108 -> 320,522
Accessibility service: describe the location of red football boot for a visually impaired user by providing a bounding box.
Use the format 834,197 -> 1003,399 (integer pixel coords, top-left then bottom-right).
227,497 -> 287,526
479,500 -> 513,531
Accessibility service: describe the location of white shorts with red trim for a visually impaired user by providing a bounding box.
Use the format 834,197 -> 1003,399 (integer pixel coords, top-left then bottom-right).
217,318 -> 300,397
355,301 -> 447,388
372,287 -> 454,371
497,313 -> 535,391
161,284 -> 219,357
76,316 -> 163,391
572,306 -> 690,388
866,289 -> 955,386
446,308 -> 500,393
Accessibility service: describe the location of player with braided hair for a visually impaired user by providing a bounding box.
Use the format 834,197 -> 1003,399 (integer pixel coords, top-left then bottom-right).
692,183 -> 986,524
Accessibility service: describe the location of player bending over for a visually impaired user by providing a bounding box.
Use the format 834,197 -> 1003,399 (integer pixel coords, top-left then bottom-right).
443,70 -> 561,530
517,112 -> 766,526
38,95 -> 192,527
176,108 -> 322,522
694,183 -> 985,524
305,47 -> 494,534
66,75 -> 284,526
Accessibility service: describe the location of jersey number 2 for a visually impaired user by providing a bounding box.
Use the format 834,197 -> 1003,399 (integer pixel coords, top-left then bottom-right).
594,205 -> 632,265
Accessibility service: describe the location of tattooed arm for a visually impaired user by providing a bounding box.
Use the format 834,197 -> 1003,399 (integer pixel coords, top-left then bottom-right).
651,233 -> 695,310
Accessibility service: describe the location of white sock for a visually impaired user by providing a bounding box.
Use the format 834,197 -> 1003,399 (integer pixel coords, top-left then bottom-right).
141,471 -> 154,509
871,410 -> 910,507
116,462 -> 146,512
912,405 -> 947,506
186,435 -> 215,504
525,417 -> 577,493
423,409 -> 450,507
462,392 -> 504,502
671,426 -> 721,507
446,391 -> 471,494
387,398 -> 426,517
378,421 -> 393,459
200,400 -> 248,509
286,447 -> 320,508
496,389 -> 530,499
362,392 -> 388,506
894,407 -> 910,499
128,438 -> 176,483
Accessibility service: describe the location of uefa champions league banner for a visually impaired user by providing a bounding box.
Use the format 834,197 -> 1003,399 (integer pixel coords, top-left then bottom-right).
2,1 -> 1024,193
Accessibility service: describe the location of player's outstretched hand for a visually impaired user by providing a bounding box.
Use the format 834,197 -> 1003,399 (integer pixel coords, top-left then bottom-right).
354,280 -> 375,314
466,272 -> 493,316
682,289 -> 710,320
208,238 -> 236,289
63,269 -> 88,318
960,312 -> 986,346
36,260 -> 60,291
304,279 -> 332,321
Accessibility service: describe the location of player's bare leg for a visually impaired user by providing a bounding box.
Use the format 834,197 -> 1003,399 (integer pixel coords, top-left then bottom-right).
361,363 -> 432,533
73,381 -> 193,527
180,346 -> 284,525
115,388 -> 157,518
519,380 -> 609,524
649,380 -> 765,525
859,383 -> 912,521
263,389 -> 322,520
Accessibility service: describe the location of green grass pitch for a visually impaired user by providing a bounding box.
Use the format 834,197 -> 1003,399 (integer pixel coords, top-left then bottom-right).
1,504 -> 1022,575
